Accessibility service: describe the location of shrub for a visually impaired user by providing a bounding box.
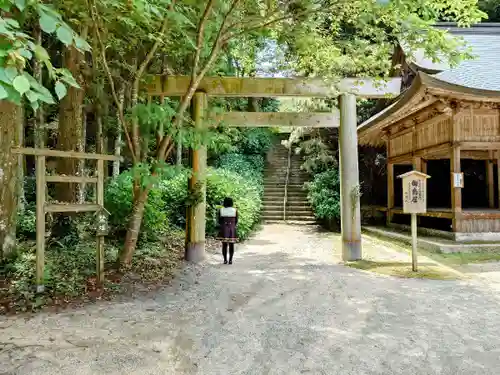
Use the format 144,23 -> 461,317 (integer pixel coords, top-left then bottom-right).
306,169 -> 341,223
104,172 -> 169,241
206,167 -> 262,240
215,153 -> 264,186
159,168 -> 190,227
235,128 -> 274,156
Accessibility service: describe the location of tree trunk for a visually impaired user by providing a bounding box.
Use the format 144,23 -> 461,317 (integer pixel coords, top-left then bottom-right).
33,26 -> 45,149
112,85 -> 125,177
77,110 -> 87,204
0,101 -> 22,257
119,187 -> 149,267
17,106 -> 25,211
56,46 -> 84,203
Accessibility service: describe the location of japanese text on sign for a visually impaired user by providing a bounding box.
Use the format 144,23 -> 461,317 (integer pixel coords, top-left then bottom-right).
402,175 -> 427,214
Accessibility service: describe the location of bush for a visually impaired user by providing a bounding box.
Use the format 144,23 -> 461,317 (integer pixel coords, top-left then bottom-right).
306,169 -> 341,223
159,168 -> 190,227
235,128 -> 274,156
158,162 -> 263,241
206,167 -> 262,240
105,172 -> 169,241
215,153 -> 264,186
0,241 -> 120,311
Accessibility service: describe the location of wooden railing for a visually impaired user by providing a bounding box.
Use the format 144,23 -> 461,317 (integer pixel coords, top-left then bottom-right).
11,147 -> 122,293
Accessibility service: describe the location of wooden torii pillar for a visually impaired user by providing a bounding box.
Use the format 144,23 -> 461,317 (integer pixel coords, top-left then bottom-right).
147,76 -> 401,262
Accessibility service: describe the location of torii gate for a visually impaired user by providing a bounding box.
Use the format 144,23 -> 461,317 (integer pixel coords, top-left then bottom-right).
147,76 -> 401,262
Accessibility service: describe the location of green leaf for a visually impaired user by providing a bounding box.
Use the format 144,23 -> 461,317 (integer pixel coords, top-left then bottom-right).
56,25 -> 73,46
12,75 -> 30,94
74,36 -> 91,51
0,84 -> 8,100
30,100 -> 39,111
14,0 -> 26,11
5,66 -> 18,82
25,90 -> 39,103
39,13 -> 57,33
55,81 -> 67,100
18,48 -> 32,59
0,67 -> 9,84
60,73 -> 80,89
34,45 -> 50,62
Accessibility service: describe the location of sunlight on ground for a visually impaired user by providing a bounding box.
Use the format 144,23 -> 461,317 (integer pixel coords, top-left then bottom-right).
345,260 -> 462,280
436,251 -> 500,266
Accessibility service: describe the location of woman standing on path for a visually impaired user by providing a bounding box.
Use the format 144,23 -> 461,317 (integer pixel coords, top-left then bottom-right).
217,197 -> 238,264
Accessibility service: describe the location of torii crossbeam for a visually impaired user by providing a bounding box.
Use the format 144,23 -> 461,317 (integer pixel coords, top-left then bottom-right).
146,75 -> 402,262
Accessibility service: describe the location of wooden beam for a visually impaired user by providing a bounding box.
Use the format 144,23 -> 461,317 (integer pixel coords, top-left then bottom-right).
339,93 -> 362,261
387,105 -> 452,140
458,141 -> 500,150
147,75 -> 402,99
45,175 -> 98,184
388,142 -> 452,164
44,203 -> 101,213
211,111 -> 340,128
11,147 -> 123,162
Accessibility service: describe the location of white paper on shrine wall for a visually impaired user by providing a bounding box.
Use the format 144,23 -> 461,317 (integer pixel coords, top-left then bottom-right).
402,178 -> 427,214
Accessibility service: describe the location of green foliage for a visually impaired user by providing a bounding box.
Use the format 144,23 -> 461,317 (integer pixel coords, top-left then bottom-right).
206,167 -> 262,240
215,153 -> 265,185
306,169 -> 341,222
105,172 -> 169,241
0,241 -> 119,311
0,1 -> 89,108
236,128 -> 275,156
159,168 -> 190,227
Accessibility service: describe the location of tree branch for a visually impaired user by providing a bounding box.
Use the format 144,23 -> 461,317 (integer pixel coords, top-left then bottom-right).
136,0 -> 177,81
87,0 -> 137,163
157,0 -> 241,160
223,7 -> 323,42
192,0 -> 215,80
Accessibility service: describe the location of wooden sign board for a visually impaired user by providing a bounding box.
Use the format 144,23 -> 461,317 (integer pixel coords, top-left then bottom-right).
398,171 -> 430,214
453,172 -> 464,188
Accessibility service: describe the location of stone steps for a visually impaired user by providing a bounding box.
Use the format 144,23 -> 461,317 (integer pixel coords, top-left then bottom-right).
262,138 -> 315,223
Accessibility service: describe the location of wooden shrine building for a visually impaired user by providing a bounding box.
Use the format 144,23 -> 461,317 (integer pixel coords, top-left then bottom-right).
358,23 -> 500,241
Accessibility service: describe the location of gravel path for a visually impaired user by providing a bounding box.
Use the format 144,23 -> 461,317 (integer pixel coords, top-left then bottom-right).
2,224 -> 500,375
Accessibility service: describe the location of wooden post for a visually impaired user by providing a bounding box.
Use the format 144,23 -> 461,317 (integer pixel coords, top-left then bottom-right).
421,159 -> 427,175
96,159 -> 105,284
487,159 -> 495,208
185,92 -> 207,262
387,162 -> 394,226
451,146 -> 462,232
35,155 -> 46,293
413,156 -> 422,225
339,93 -> 362,261
497,154 -> 500,209
411,213 -> 418,272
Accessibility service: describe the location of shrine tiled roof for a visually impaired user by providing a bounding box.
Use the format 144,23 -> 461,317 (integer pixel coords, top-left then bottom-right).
412,23 -> 500,91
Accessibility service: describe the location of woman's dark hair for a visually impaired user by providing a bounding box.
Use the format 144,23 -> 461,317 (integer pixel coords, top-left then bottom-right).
223,197 -> 233,208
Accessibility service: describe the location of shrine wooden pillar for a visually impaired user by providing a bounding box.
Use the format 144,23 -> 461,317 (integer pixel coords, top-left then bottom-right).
387,162 -> 394,226
487,156 -> 495,208
185,92 -> 207,262
339,93 -> 362,261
